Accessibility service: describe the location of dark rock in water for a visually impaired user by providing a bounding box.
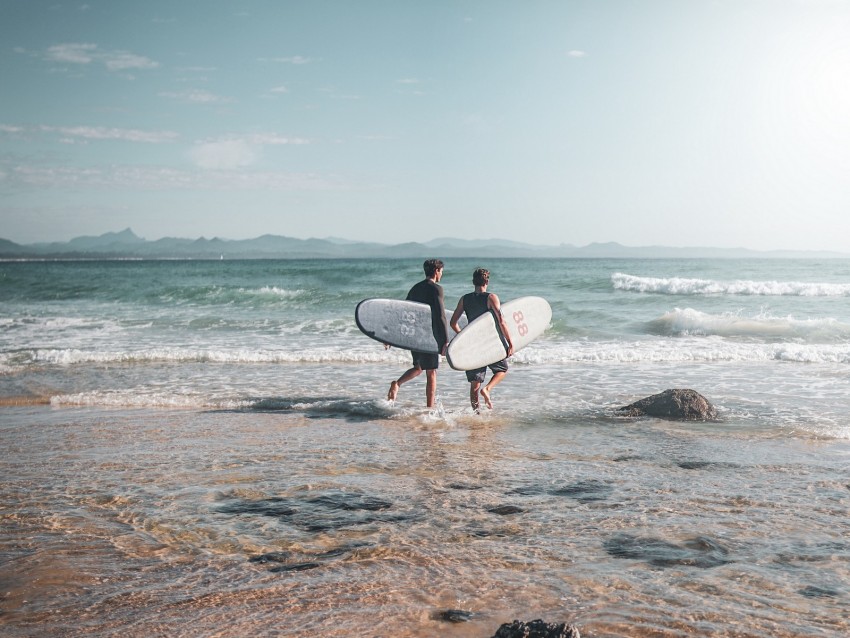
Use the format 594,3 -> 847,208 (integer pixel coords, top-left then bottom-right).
618,388 -> 717,421
220,490 -> 416,534
248,552 -> 291,564
448,482 -> 484,491
488,504 -> 525,515
492,619 -> 580,638
217,497 -> 296,518
307,492 -> 393,511
268,561 -> 321,573
510,484 -> 546,496
799,585 -> 839,598
604,533 -> 731,568
437,609 -> 475,623
550,479 -> 613,503
677,460 -> 738,471
314,542 -> 370,559
467,528 -> 511,538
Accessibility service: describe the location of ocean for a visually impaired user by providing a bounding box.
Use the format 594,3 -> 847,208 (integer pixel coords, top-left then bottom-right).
1,257 -> 848,637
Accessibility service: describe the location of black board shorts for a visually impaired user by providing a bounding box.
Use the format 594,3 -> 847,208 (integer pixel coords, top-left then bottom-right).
411,350 -> 439,370
466,358 -> 508,383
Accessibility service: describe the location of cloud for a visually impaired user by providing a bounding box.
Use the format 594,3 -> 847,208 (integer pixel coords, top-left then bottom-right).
357,134 -> 395,142
190,140 -> 258,169
45,43 -> 159,70
1,163 -> 338,191
2,124 -> 178,143
104,52 -> 159,71
259,55 -> 316,65
45,125 -> 179,143
270,85 -> 289,94
47,43 -> 97,64
568,50 -> 588,58
159,90 -> 231,104
241,133 -> 309,146
189,134 -> 309,169
177,66 -> 218,73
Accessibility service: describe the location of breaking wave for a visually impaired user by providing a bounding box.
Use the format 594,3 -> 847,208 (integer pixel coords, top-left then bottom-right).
612,273 -> 850,296
3,346 -> 408,368
513,340 -> 850,365
646,308 -> 850,341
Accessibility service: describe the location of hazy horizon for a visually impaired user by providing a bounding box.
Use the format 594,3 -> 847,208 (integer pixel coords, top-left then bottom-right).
4,226 -> 850,258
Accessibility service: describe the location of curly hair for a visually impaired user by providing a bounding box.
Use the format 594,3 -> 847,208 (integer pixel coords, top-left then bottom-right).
472,268 -> 490,287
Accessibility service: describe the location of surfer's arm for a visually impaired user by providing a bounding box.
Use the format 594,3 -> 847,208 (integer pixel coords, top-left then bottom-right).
434,287 -> 450,354
488,294 -> 514,356
450,299 -> 465,334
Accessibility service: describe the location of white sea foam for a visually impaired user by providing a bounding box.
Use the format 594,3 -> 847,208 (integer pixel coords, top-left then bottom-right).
243,286 -> 308,299
48,391 -> 397,417
648,308 -> 850,340
512,340 -> 850,365
612,273 -> 850,296
0,315 -> 123,333
19,346 -> 407,367
6,335 -> 850,371
50,390 -> 210,409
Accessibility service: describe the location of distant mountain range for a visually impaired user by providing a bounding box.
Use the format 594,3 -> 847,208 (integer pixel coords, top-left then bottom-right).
0,228 -> 846,260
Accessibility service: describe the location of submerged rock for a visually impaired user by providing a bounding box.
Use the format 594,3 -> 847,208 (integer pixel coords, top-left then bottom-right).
437,609 -> 475,623
604,533 -> 732,569
492,619 -> 580,638
618,388 -> 717,421
488,504 -> 525,515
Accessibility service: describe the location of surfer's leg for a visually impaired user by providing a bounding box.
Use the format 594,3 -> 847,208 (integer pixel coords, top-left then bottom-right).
389,367 -> 421,401
481,361 -> 508,409
469,380 -> 481,413
425,369 -> 437,408
387,381 -> 399,401
479,385 -> 493,409
481,372 -> 505,409
465,368 -> 485,413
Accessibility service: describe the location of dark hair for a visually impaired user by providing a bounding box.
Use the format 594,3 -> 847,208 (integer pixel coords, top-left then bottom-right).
472,268 -> 489,287
423,259 -> 444,277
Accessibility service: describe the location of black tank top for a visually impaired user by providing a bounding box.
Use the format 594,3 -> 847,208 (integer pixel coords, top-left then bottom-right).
462,292 -> 491,322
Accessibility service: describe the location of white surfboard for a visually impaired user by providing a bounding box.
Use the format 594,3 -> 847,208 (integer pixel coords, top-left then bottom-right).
446,296 -> 551,370
355,298 -> 466,353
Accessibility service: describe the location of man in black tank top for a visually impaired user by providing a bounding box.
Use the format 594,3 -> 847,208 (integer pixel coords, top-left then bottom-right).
450,268 -> 514,412
387,259 -> 449,407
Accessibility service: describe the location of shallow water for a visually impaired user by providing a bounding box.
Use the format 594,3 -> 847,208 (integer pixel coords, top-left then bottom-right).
2,391 -> 848,637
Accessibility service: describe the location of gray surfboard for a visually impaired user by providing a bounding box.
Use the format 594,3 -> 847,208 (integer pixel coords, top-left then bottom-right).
355,298 -> 466,353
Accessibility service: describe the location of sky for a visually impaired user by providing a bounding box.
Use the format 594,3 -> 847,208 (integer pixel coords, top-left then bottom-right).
1,0 -> 849,251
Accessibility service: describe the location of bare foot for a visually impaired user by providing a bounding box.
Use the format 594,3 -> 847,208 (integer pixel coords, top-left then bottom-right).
480,387 -> 493,409
387,381 -> 399,401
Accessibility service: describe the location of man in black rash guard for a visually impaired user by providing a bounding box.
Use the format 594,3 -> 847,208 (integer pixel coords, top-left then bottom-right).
450,267 -> 514,412
387,259 -> 449,407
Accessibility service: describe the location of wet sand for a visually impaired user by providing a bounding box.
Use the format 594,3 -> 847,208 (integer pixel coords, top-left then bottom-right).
2,402 -> 848,637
